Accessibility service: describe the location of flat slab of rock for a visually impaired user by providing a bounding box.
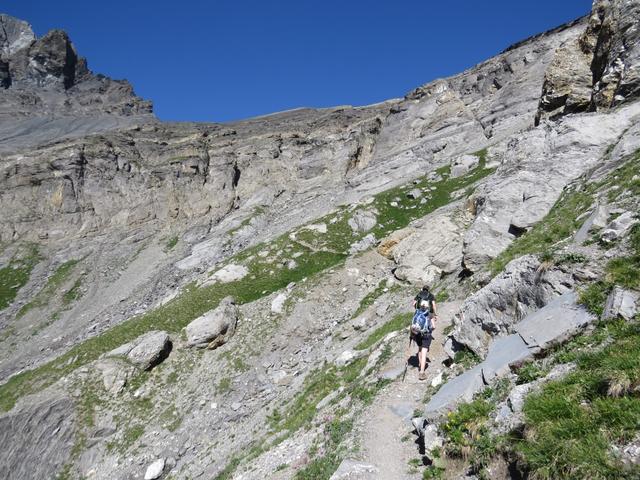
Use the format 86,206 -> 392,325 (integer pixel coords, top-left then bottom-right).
348,209 -> 377,232
424,364 -> 485,421
481,334 -> 532,383
106,330 -> 171,371
515,291 -> 593,351
185,297 -> 238,348
210,264 -> 248,283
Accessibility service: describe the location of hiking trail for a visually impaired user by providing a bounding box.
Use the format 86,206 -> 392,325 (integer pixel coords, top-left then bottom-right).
355,301 -> 460,479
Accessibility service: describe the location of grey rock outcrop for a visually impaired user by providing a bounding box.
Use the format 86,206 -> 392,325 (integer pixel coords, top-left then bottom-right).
388,210 -> 465,286
603,286 -> 639,320
185,297 -> 238,348
348,209 -> 377,233
536,0 -> 640,122
0,394 -> 76,480
451,255 -> 574,357
600,211 -> 639,242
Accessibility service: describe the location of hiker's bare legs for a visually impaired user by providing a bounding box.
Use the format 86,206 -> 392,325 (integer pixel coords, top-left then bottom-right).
418,346 -> 427,373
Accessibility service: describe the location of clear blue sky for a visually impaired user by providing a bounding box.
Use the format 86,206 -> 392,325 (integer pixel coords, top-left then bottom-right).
3,1 -> 591,123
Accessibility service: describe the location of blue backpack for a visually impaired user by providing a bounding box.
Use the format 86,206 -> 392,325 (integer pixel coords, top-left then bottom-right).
411,309 -> 434,335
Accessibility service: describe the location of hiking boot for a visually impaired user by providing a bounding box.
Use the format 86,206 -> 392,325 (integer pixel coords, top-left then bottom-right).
418,371 -> 427,381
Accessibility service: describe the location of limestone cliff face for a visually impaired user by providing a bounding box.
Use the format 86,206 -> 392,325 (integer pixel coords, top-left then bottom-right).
536,0 -> 640,122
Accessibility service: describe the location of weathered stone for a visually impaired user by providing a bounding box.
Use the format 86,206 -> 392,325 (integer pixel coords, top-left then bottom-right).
348,209 -> 377,232
452,256 -> 574,357
106,331 -> 171,371
209,264 -> 248,283
481,334 -> 532,384
601,211 -> 639,242
450,154 -> 479,178
334,349 -> 366,367
144,458 -> 165,480
349,233 -> 377,254
424,364 -> 485,421
185,297 -> 238,348
603,287 -> 639,320
406,188 -> 422,199
574,204 -> 609,244
95,358 -> 134,394
271,292 -> 288,314
422,424 -> 444,460
126,331 -> 172,370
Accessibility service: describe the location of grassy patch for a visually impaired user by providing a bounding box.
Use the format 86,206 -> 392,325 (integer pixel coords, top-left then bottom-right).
18,259 -> 84,319
490,188 -> 594,274
355,313 -> 407,350
164,236 -> 178,251
516,319 -> 640,480
604,224 -> 640,290
0,244 -> 41,311
294,418 -> 354,480
352,280 -> 387,318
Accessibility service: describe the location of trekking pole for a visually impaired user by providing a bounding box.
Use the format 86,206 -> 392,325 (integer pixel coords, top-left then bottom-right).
402,331 -> 412,382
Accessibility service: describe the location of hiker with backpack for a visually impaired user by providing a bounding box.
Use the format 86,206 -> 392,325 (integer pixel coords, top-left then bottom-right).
410,285 -> 438,381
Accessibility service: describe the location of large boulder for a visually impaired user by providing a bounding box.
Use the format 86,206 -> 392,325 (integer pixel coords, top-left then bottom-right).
106,331 -> 172,371
389,212 -> 464,286
185,297 -> 239,348
348,209 -> 377,233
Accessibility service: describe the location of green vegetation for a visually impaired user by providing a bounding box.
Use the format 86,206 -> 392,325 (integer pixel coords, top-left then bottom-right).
62,278 -> 83,305
164,236 -> 179,251
355,312 -> 407,350
453,347 -> 480,369
18,258 -> 79,317
294,418 -> 354,480
515,362 -> 549,385
605,223 -> 640,290
579,281 -> 613,317
0,244 -> 41,311
352,280 -> 388,318
441,398 -> 497,473
516,318 -> 640,480
217,377 -> 232,394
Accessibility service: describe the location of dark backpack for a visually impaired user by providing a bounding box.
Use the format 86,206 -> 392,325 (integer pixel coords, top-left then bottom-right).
414,291 -> 434,312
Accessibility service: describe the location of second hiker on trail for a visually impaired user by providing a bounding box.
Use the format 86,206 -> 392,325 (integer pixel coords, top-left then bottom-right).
411,285 -> 438,381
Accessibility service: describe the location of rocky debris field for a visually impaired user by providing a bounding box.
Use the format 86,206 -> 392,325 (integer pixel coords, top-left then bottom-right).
1,1 -> 640,479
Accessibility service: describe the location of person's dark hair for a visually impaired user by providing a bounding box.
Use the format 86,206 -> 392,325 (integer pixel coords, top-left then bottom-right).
422,285 -> 430,291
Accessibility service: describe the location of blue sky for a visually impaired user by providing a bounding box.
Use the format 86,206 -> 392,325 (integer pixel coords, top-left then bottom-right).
3,1 -> 591,122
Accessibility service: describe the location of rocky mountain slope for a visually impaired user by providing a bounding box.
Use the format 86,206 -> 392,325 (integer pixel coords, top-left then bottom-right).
1,1 -> 639,479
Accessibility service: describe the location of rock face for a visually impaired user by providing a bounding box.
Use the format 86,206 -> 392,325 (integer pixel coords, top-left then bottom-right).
185,297 -> 239,348
450,255 -> 574,357
0,394 -> 76,480
389,210 -> 465,286
0,14 -> 152,129
603,287 -> 639,320
426,292 -> 593,420
536,0 -> 640,121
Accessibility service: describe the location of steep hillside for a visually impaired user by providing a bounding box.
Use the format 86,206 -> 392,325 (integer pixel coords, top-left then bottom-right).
0,1 -> 639,479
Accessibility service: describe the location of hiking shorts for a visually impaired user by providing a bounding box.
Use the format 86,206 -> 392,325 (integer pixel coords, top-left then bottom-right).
413,331 -> 433,350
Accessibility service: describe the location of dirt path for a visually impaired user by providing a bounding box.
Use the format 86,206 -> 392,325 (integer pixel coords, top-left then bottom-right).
357,301 -> 460,480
